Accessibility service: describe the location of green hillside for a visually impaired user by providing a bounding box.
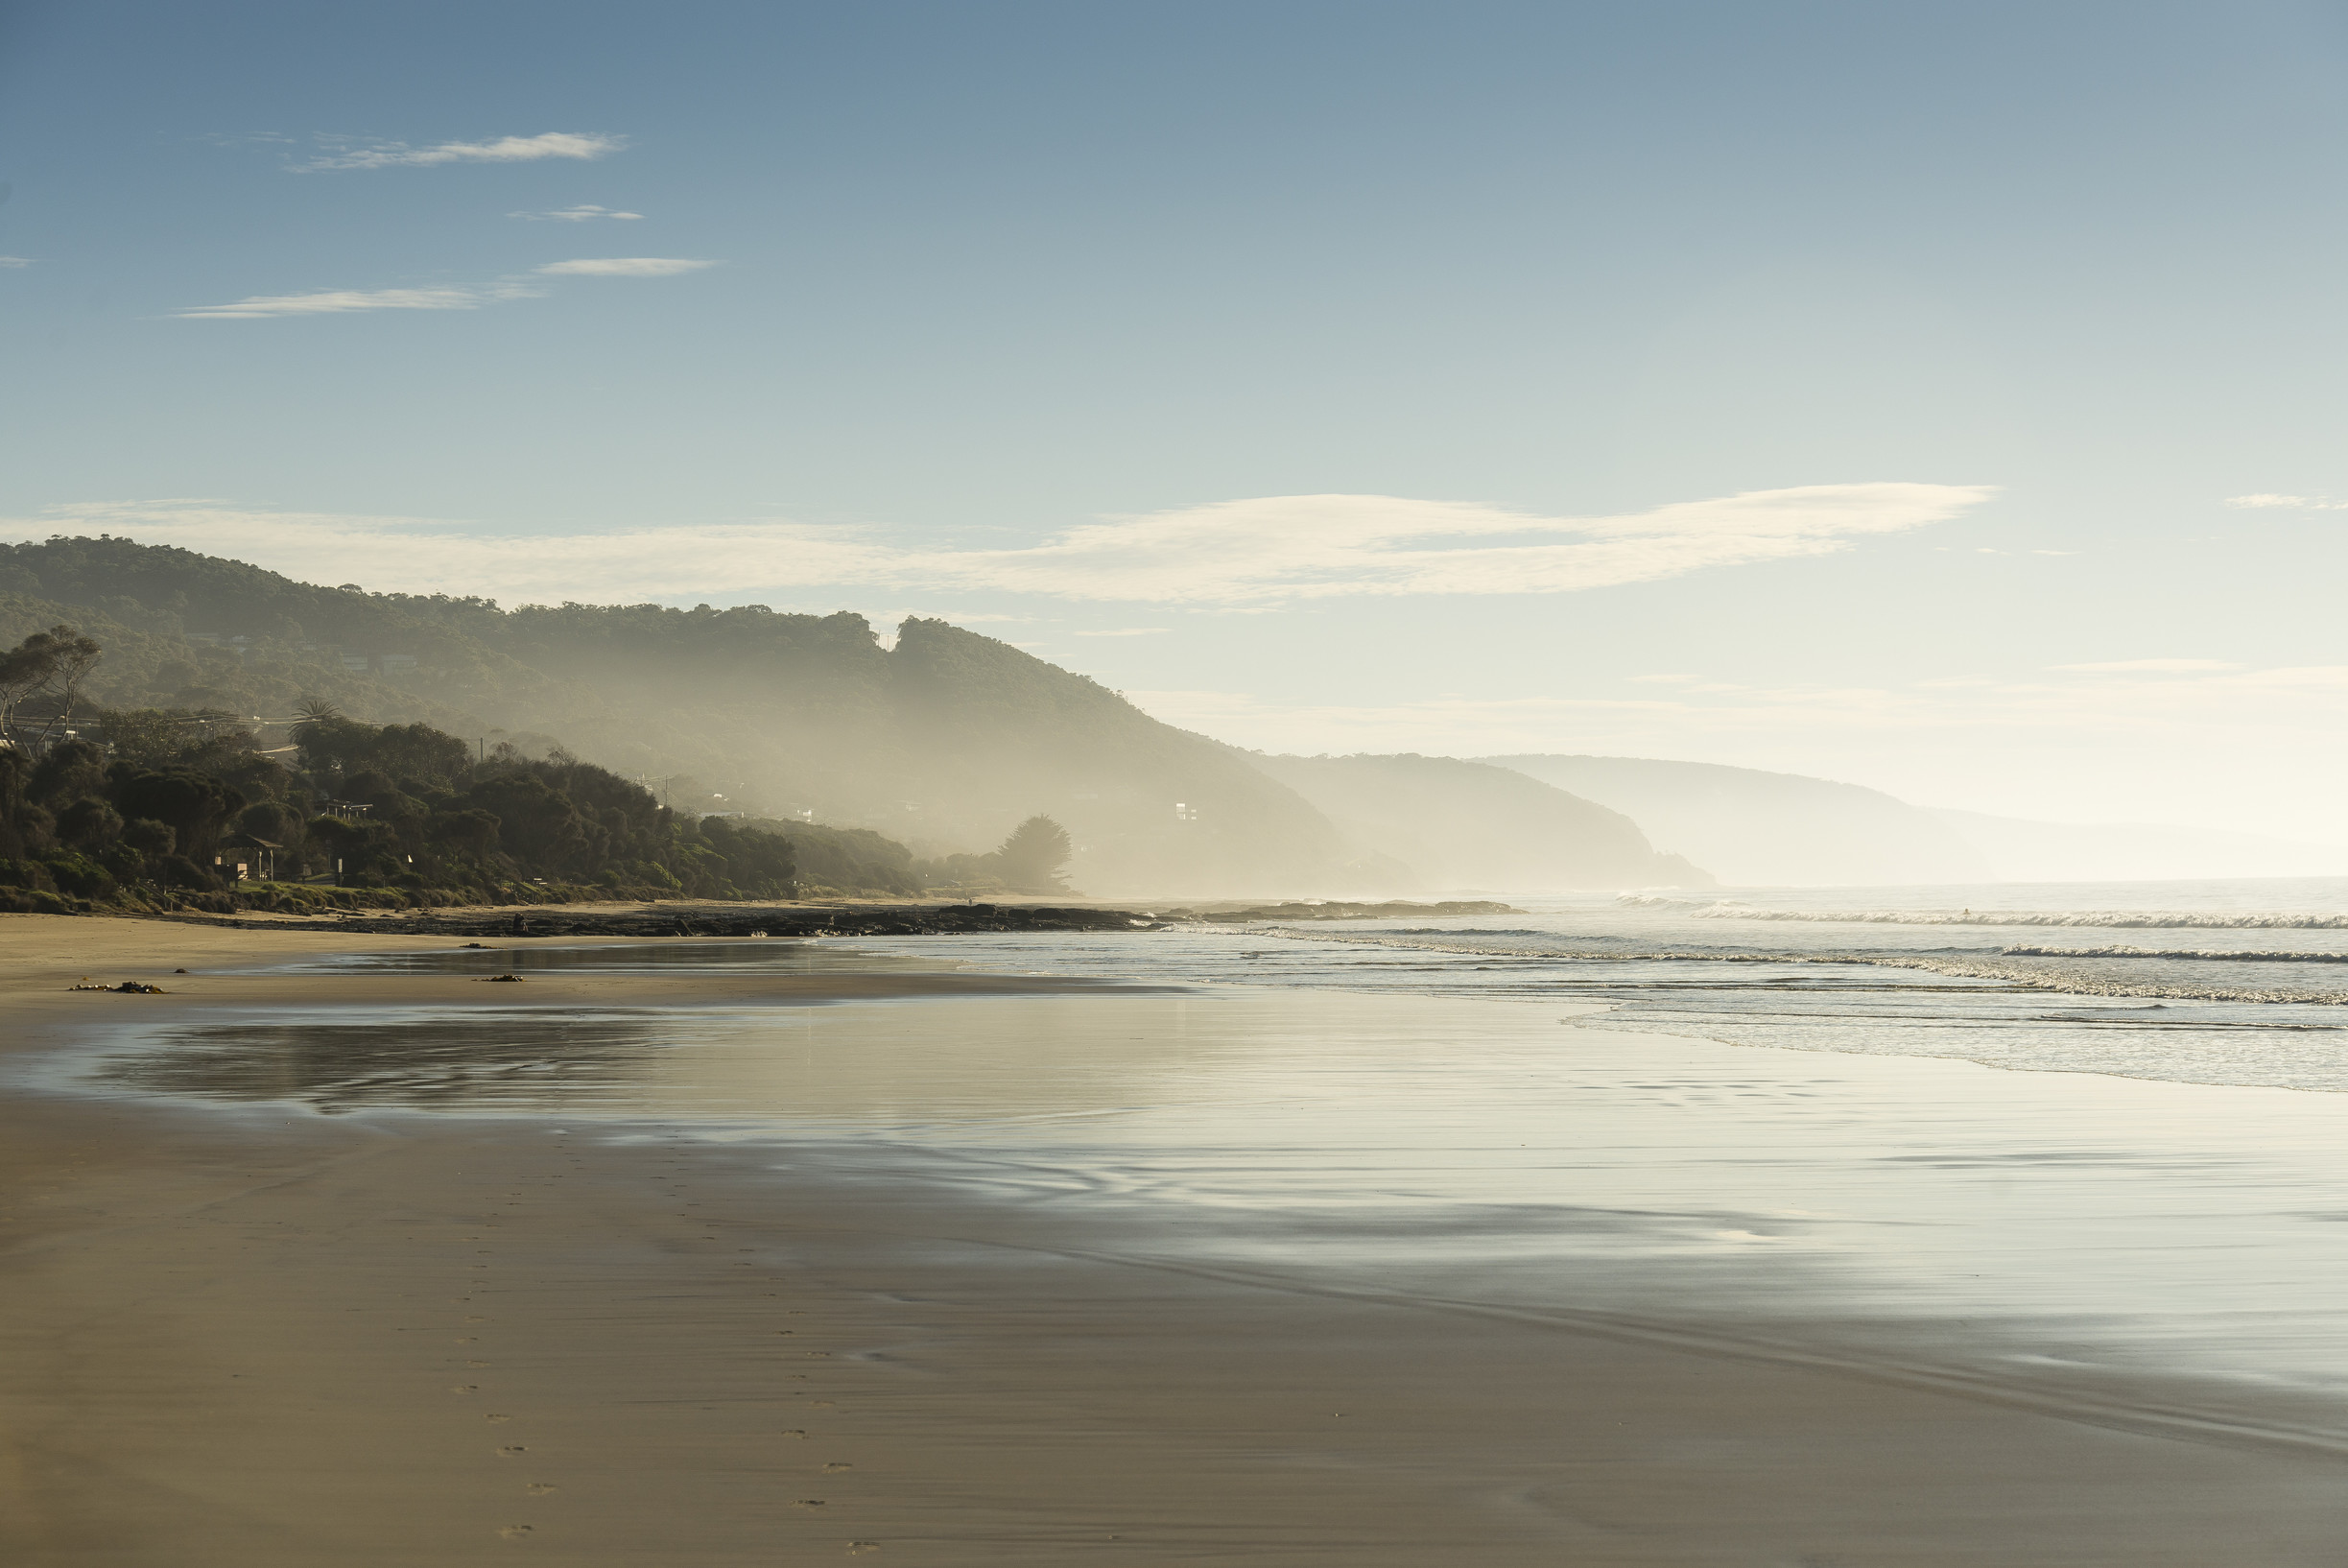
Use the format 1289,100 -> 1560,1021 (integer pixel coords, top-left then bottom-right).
0,536 -> 1358,894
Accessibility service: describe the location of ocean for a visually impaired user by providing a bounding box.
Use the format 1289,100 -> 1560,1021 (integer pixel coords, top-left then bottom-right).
842,875 -> 2348,1094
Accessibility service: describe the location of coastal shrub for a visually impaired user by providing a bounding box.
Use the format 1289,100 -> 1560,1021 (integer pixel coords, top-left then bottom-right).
152,854 -> 219,891
751,819 -> 906,895
13,802 -> 55,853
41,850 -> 115,900
237,798 -> 305,845
3,668 -> 825,912
57,797 -> 122,848
116,770 -> 244,862
29,740 -> 107,806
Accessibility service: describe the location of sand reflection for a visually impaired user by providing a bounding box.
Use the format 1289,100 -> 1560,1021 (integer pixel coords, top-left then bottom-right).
78,986 -> 2348,1446
94,995 -> 1240,1125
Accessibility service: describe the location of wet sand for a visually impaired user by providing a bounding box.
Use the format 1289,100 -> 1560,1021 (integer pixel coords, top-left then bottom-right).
7,915 -> 2348,1564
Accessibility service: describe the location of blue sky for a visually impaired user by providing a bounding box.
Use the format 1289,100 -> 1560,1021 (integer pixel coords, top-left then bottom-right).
8,1 -> 2348,836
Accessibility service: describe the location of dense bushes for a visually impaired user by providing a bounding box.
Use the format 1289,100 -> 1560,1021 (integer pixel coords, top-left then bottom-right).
0,609 -> 1079,909
0,707 -> 805,909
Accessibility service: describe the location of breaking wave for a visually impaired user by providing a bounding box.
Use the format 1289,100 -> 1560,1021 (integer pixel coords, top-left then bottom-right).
1264,930 -> 2348,1007
2004,945 -> 2348,963
1614,895 -> 2348,931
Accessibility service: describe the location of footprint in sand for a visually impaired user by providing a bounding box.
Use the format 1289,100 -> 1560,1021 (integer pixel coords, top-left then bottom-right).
496,1524 -> 533,1538
791,1499 -> 825,1509
847,1544 -> 881,1556
781,1429 -> 808,1438
451,1385 -> 480,1393
822,1462 -> 853,1473
486,1414 -> 511,1422
497,1445 -> 528,1458
525,1484 -> 557,1496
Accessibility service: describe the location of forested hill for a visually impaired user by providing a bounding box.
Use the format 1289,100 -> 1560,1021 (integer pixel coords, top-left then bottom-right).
0,536 -> 1359,894
1245,753 -> 1712,891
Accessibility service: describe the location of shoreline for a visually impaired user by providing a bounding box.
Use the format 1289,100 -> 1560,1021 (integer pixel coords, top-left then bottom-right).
10,915 -> 2348,1563
84,894 -> 1517,939
105,899 -> 1164,938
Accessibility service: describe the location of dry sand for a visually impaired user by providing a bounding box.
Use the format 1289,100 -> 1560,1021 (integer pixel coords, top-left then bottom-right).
5,914 -> 2347,1564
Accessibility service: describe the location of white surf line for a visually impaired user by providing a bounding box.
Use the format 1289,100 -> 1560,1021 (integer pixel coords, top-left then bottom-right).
1257,929 -> 2348,1007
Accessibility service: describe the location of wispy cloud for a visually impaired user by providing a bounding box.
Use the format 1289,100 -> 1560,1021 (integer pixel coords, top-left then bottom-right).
2226,492 -> 2348,511
534,257 -> 713,277
174,281 -> 541,320
176,258 -> 711,319
1075,627 -> 1170,636
296,131 -> 626,172
899,485 -> 1995,605
12,484 -> 1991,606
510,204 -> 644,222
0,256 -> 30,269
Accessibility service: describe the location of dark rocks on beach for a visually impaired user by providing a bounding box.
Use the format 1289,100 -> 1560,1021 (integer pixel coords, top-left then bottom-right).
151,902 -> 1162,939
1174,899 -> 1521,923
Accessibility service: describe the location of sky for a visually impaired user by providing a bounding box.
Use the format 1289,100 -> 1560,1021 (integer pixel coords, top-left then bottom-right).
6,1 -> 2348,840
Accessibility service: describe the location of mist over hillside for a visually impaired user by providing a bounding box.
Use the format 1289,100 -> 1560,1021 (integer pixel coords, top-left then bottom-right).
11,538 -> 2325,895
1488,753 -> 2348,887
1244,753 -> 1710,891
1484,754 -> 1985,887
0,537 -> 1369,894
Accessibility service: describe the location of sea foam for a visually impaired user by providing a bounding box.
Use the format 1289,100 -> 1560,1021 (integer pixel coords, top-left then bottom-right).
1614,895 -> 2348,931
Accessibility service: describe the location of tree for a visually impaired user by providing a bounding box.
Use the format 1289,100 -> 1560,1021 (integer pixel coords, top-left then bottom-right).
428,807 -> 502,861
993,814 -> 1073,892
368,723 -> 471,787
56,797 -> 123,848
0,626 -> 102,744
116,770 -> 245,862
292,714 -> 383,777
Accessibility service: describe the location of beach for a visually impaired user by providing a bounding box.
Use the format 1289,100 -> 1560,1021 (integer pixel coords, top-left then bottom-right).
8,915 -> 2348,1564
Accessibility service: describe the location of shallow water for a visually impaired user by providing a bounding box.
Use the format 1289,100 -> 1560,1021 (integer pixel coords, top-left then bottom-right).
821,876 -> 2348,1093
55,983 -> 2348,1448
63,877 -> 2348,1450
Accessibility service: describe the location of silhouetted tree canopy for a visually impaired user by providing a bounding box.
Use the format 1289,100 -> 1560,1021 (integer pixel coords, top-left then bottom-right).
995,815 -> 1073,892
0,649 -> 817,909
